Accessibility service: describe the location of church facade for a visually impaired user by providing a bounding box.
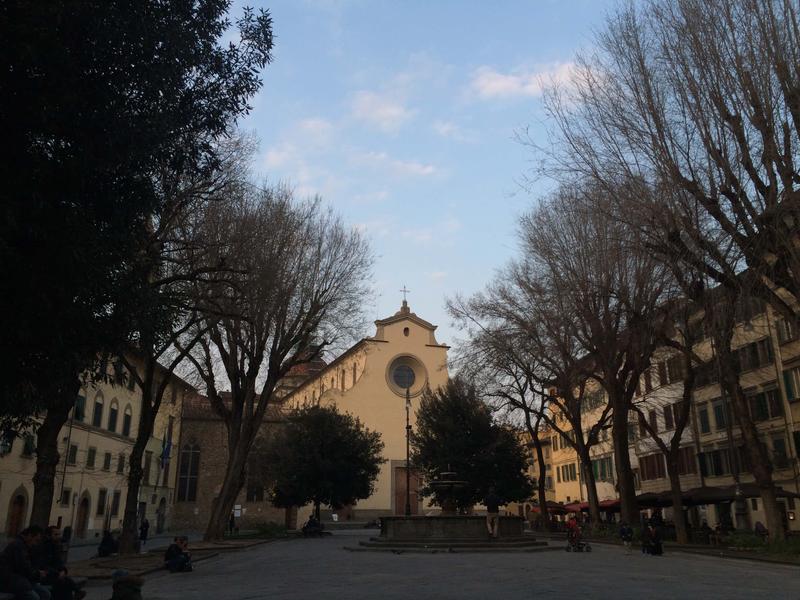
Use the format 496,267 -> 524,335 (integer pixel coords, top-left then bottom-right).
284,300 -> 450,521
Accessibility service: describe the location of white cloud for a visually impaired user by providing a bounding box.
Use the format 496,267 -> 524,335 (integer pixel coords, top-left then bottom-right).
402,228 -> 434,243
297,117 -> 333,140
470,62 -> 575,100
353,151 -> 438,177
264,144 -> 295,169
427,271 -> 448,282
351,91 -> 415,132
432,120 -> 475,143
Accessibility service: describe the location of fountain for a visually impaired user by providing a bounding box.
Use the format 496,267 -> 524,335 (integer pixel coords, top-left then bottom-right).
427,469 -> 468,516
347,468 -> 555,553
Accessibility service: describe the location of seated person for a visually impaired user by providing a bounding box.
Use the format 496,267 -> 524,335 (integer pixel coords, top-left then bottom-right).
109,569 -> 144,600
96,531 -> 118,558
302,515 -> 323,537
163,537 -> 192,573
33,526 -> 86,600
0,525 -> 51,600
754,520 -> 768,541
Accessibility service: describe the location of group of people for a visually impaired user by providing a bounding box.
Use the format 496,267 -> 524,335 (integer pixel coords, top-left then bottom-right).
0,525 -> 85,600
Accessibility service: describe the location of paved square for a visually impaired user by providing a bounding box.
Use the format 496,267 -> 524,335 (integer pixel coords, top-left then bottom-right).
82,531 -> 799,600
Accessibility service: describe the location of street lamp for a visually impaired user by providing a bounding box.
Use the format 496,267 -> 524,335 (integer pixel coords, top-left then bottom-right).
393,364 -> 416,517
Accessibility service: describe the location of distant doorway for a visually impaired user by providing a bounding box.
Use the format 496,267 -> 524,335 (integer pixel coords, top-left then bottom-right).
393,467 -> 421,515
6,490 -> 27,537
75,496 -> 90,539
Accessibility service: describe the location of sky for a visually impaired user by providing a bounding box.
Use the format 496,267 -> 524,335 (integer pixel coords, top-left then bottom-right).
235,0 -> 618,349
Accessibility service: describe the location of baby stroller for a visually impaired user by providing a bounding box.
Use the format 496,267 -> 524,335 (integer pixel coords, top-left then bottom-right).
565,526 -> 592,552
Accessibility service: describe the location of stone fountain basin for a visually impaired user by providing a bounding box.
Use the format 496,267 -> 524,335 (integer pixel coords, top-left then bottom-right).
380,516 -> 524,540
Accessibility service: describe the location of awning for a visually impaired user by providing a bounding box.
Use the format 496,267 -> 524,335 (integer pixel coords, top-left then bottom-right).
528,501 -> 568,515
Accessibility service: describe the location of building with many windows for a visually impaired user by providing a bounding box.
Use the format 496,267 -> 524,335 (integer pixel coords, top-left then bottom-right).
0,356 -> 193,539
526,297 -> 800,532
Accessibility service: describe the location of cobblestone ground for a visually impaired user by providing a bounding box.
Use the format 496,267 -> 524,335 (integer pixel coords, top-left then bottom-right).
82,530 -> 799,600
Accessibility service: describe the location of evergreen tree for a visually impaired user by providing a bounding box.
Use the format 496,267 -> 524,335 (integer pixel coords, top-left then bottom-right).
411,379 -> 533,511
259,405 -> 385,520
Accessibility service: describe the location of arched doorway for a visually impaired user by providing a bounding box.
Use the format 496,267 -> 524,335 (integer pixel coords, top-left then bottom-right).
6,488 -> 28,537
75,495 -> 90,539
156,498 -> 167,534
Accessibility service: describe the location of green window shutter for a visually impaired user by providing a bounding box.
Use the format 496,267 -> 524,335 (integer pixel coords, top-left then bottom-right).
784,370 -> 796,401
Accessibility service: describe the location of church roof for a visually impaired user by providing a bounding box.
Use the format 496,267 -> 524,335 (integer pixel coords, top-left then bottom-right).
374,300 -> 437,331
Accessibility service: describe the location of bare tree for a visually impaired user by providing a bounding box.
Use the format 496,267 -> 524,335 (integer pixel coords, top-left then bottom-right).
115,135 -> 255,553
629,297 -> 705,544
526,0 -> 798,539
448,313 -> 553,526
516,184 -> 669,525
183,185 -> 372,541
450,256 -> 613,527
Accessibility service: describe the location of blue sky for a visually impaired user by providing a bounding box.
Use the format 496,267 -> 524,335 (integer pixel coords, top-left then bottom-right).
236,0 -> 617,347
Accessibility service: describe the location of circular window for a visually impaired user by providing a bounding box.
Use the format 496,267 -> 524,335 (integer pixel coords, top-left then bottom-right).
392,365 -> 415,389
386,355 -> 427,397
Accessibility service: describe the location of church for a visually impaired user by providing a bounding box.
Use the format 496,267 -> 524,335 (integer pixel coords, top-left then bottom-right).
171,299 -> 450,530
284,299 -> 450,522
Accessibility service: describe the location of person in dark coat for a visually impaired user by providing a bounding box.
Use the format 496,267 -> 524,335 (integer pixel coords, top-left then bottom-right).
163,537 -> 192,573
97,531 -> 118,558
108,570 -> 144,600
650,524 -> 664,556
619,521 -> 634,555
138,519 -> 149,548
33,526 -> 86,600
0,525 -> 51,600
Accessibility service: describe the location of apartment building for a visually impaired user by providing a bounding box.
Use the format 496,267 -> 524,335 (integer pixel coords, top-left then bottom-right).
0,356 -> 193,539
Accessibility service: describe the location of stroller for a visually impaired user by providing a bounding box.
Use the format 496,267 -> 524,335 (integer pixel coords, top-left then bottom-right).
565,525 -> 592,552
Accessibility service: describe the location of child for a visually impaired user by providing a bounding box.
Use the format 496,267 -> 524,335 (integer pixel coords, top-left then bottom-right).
619,521 -> 634,555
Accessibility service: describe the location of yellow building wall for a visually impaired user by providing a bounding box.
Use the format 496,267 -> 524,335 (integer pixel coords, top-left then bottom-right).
285,303 -> 449,521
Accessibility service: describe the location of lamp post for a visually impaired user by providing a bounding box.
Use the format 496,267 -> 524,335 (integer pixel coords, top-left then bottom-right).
405,386 -> 412,517
392,364 -> 416,518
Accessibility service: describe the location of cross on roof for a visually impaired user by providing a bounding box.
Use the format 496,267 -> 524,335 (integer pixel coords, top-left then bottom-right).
399,285 -> 411,302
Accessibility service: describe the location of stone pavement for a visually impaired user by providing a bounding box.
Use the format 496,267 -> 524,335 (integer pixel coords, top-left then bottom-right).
80,529 -> 800,600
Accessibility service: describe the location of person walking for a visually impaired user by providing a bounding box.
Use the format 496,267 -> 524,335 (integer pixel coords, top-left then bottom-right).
619,521 -> 634,555
0,525 -> 52,600
228,513 -> 236,536
484,487 -> 503,538
138,519 -> 149,550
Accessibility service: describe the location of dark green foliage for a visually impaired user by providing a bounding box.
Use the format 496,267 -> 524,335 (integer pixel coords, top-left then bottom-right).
411,379 -> 534,511
261,405 -> 385,515
0,0 -> 273,420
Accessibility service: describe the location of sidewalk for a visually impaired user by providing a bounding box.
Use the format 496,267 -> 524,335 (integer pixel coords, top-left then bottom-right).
535,531 -> 800,566
67,537 -> 279,580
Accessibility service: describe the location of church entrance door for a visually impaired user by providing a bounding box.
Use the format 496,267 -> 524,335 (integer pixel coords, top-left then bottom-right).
393,467 -> 421,515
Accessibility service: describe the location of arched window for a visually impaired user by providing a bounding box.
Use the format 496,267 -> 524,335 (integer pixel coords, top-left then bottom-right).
107,400 -> 119,433
91,393 -> 104,428
177,443 -> 200,502
121,405 -> 133,437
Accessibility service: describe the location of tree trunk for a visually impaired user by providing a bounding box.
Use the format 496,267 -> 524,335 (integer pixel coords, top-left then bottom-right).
533,434 -> 550,527
611,404 -> 638,525
118,426 -> 151,553
715,325 -> 786,541
30,400 -> 73,528
314,500 -> 321,522
204,442 -> 248,541
666,458 -> 688,544
579,449 -> 602,528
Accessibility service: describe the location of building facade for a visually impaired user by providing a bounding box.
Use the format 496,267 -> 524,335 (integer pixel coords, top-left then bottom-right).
527,299 -> 800,532
0,356 -> 192,539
